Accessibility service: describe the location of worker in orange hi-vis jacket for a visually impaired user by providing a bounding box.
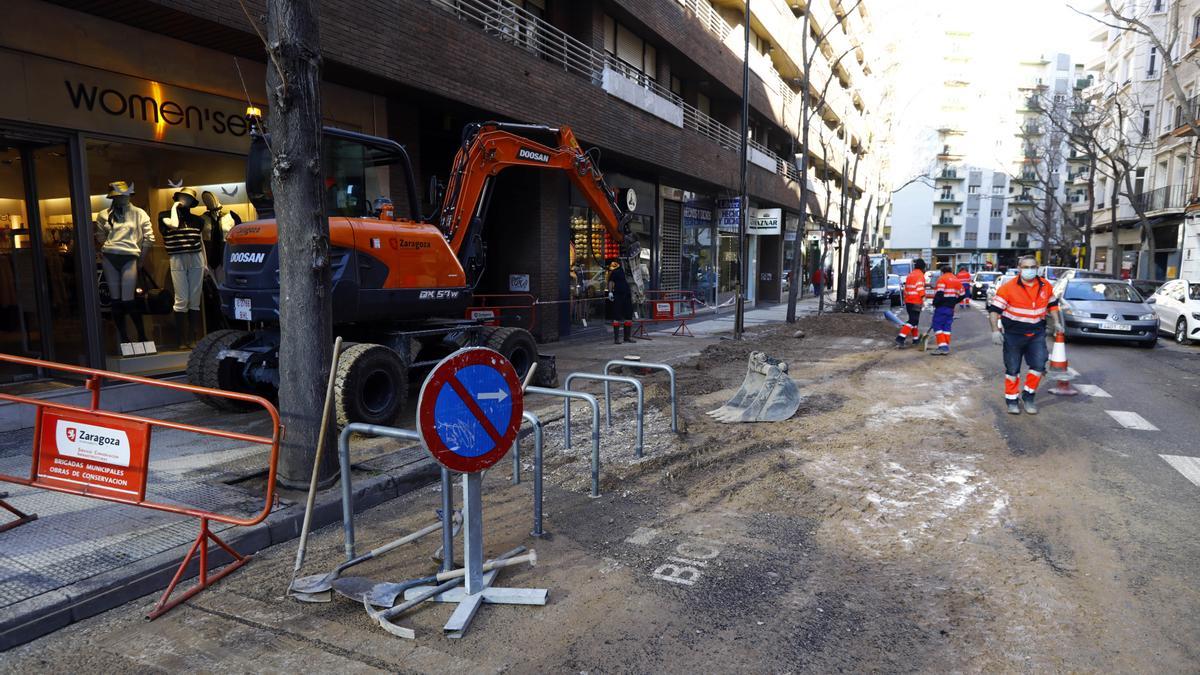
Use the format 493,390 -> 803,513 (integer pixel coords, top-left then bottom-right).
956,265 -> 973,307
894,258 -> 928,349
930,264 -> 964,355
987,255 -> 1063,415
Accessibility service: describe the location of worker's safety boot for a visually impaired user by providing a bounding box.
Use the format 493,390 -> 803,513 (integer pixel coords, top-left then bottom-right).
623,321 -> 635,343
612,322 -> 621,345
1006,399 -> 1021,415
1021,392 -> 1038,415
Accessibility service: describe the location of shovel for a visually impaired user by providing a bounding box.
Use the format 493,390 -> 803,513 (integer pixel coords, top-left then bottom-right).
707,351 -> 801,423
365,547 -> 534,638
290,513 -> 459,603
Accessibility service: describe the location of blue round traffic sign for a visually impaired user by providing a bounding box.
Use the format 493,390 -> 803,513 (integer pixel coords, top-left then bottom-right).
417,348 -> 524,473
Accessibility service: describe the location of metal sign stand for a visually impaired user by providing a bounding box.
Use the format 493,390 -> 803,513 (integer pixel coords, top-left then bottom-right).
396,347 -> 548,638
401,471 -> 547,637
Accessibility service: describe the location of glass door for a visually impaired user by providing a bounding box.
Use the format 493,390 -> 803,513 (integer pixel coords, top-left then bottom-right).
0,136 -> 85,386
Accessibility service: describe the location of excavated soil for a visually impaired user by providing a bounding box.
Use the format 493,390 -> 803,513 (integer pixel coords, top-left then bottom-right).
2,311 -> 1191,672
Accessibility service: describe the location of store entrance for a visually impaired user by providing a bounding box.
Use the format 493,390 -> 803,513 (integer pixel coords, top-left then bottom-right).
0,132 -> 86,387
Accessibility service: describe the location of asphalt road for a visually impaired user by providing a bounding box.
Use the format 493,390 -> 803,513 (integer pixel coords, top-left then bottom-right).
954,300 -> 1200,659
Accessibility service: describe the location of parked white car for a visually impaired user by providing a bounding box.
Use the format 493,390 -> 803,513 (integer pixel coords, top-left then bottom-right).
987,270 -> 1017,303
1148,279 -> 1200,345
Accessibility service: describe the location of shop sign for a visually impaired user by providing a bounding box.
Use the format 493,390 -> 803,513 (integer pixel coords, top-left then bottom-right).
0,50 -> 264,154
716,198 -> 741,233
34,409 -> 151,504
749,208 -> 782,235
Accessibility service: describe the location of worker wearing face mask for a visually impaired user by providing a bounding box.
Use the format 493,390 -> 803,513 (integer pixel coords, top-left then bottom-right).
987,255 -> 1062,415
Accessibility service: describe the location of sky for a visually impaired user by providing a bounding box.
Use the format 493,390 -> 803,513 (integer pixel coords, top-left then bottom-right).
874,0 -> 1103,185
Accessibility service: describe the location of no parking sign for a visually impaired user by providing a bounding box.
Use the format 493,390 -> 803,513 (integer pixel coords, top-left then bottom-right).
417,348 -> 524,473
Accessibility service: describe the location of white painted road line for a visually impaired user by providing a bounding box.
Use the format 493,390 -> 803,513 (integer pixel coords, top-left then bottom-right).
1105,410 -> 1159,431
1074,384 -> 1112,398
1160,455 -> 1200,488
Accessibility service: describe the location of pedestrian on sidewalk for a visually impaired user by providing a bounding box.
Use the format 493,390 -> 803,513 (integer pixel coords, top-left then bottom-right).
895,258 -> 927,349
956,265 -> 972,307
930,264 -> 963,355
987,255 -> 1062,415
607,258 -> 635,344
811,267 -> 824,297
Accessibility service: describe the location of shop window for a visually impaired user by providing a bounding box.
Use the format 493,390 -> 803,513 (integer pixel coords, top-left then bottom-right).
86,139 -> 255,368
0,140 -> 86,385
681,198 -> 716,304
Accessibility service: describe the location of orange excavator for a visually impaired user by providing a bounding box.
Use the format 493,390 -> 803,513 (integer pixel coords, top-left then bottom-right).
188,121 -> 639,426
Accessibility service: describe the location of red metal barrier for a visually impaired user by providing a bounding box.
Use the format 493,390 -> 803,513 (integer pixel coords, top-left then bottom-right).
635,290 -> 698,338
464,293 -> 538,332
0,353 -> 282,619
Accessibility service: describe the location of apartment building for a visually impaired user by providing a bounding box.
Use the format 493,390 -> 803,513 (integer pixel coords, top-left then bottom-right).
0,0 -> 889,390
1083,0 -> 1196,280
1009,54 -> 1089,265
885,21 -> 1022,270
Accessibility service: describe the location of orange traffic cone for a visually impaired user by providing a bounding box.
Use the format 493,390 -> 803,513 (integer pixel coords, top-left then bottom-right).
1046,332 -> 1078,396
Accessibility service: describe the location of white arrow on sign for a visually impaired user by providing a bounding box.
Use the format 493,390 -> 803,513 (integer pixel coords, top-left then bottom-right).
477,389 -> 508,402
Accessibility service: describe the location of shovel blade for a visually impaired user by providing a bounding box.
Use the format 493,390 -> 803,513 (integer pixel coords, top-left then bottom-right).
707,352 -> 801,423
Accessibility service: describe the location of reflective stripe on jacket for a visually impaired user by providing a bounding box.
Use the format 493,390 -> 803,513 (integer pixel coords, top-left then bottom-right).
903,270 -> 926,304
934,273 -> 964,307
988,276 -> 1059,331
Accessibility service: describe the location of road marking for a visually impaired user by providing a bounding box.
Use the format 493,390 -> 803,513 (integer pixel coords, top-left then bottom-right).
1160,455 -> 1200,488
1105,410 -> 1159,431
1074,384 -> 1111,398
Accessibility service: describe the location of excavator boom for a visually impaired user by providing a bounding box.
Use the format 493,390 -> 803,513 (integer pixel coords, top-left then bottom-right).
437,122 -> 637,268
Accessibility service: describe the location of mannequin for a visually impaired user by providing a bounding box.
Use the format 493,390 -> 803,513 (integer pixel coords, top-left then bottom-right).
200,190 -> 241,282
159,187 -> 205,348
95,181 -> 154,346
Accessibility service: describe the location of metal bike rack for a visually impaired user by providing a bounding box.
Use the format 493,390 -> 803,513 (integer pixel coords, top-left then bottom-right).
604,360 -> 678,433
338,423 -> 456,572
525,386 -> 603,498
520,411 -> 547,537
564,372 -> 644,458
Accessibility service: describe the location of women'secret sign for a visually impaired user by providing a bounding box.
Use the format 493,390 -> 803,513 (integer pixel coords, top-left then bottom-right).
34,409 -> 151,503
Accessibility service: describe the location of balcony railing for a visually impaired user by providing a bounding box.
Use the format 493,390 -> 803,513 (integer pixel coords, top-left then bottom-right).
938,169 -> 963,180
1170,95 -> 1200,136
429,0 -> 799,183
1141,184 -> 1188,212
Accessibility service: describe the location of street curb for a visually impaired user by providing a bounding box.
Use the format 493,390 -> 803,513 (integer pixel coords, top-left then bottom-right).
0,452 -> 440,652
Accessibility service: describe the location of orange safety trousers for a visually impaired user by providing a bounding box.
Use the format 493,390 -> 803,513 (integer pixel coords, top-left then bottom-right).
1004,371 -> 1042,399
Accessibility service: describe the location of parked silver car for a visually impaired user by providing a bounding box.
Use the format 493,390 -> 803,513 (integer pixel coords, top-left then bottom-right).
1055,278 -> 1158,347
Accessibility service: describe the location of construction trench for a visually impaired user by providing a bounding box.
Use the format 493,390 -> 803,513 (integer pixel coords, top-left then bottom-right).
2,312 -> 1197,671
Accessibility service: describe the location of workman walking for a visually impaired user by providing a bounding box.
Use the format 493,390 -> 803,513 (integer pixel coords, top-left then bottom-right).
607,258 -> 635,344
956,265 -> 972,307
930,264 -> 963,355
895,258 -> 927,349
987,255 -> 1062,415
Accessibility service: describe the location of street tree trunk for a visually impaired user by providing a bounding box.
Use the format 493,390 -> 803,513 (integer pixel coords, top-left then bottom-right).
266,0 -> 336,487
784,11 -> 812,324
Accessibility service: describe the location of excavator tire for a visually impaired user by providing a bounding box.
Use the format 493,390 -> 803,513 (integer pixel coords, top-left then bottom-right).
334,343 -> 408,428
481,327 -> 538,382
187,329 -> 258,413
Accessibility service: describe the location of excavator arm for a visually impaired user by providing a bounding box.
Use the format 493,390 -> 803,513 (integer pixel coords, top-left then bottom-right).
437,122 -> 639,270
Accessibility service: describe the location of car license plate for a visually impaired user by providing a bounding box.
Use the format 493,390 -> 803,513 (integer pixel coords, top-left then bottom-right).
1099,321 -> 1130,331
234,297 -> 252,321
